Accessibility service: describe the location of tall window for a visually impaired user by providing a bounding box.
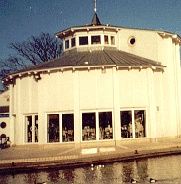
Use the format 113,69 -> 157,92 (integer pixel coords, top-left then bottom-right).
35,115 -> 38,142
65,40 -> 69,49
134,110 -> 146,138
71,38 -> 76,47
47,113 -> 74,143
91,35 -> 101,44
25,115 -> 38,143
79,36 -> 88,45
62,114 -> 74,142
82,113 -> 96,141
120,111 -> 132,138
25,116 -> 32,142
47,114 -> 59,142
111,36 -> 115,45
99,112 -> 113,139
120,110 -> 146,138
104,35 -> 109,44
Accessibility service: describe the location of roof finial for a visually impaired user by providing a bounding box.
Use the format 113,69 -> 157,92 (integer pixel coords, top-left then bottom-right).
94,0 -> 97,13
91,0 -> 101,25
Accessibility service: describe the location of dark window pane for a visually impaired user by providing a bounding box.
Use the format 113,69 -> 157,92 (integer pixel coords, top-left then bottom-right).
26,116 -> 32,142
48,114 -> 59,143
99,112 -> 113,139
111,36 -> 115,45
65,40 -> 69,49
120,111 -> 132,138
134,110 -> 146,138
82,113 -> 96,141
91,35 -> 101,44
0,122 -> 6,129
62,114 -> 74,142
71,38 -> 76,47
79,36 -> 88,45
104,35 -> 109,44
35,115 -> 38,142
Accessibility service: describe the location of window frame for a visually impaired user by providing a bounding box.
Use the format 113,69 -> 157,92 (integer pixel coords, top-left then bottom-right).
111,36 -> 115,45
120,108 -> 146,139
24,114 -> 38,144
81,110 -> 113,142
71,37 -> 76,47
104,35 -> 109,45
46,112 -> 74,143
65,39 -> 70,49
79,36 -> 89,46
91,35 -> 101,45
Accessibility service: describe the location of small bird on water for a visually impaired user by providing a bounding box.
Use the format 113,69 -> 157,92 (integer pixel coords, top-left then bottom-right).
130,178 -> 137,183
150,178 -> 157,183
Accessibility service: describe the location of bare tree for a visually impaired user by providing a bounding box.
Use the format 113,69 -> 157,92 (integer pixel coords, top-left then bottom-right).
10,32 -> 62,66
0,32 -> 62,83
0,56 -> 26,79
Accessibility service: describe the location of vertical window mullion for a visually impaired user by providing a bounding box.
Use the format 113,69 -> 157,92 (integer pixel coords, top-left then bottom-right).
32,115 -> 35,143
132,109 -> 135,138
60,113 -> 62,143
96,111 -> 99,141
25,116 -> 27,143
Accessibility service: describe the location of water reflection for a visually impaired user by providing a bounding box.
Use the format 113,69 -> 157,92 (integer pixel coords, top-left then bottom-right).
1,155 -> 181,183
136,159 -> 149,181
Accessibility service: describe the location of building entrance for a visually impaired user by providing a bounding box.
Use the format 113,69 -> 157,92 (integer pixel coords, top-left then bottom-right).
120,110 -> 146,138
25,115 -> 38,143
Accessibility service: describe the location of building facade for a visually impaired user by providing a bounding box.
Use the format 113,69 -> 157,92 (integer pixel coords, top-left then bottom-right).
0,90 -> 10,141
3,13 -> 181,146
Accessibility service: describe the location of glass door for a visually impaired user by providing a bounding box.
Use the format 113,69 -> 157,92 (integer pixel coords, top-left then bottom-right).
25,115 -> 38,143
120,109 -> 146,139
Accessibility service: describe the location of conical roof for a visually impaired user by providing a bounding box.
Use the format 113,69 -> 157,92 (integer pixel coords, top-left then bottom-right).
91,13 -> 101,25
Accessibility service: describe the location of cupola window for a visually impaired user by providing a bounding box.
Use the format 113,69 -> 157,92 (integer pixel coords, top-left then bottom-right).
104,35 -> 109,44
111,36 -> 115,45
91,35 -> 101,44
65,40 -> 70,49
79,36 -> 88,45
71,37 -> 76,47
129,37 -> 136,46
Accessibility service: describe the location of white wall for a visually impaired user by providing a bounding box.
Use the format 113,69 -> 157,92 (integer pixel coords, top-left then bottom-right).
10,27 -> 181,144
118,29 -> 158,61
0,117 -> 10,138
0,90 -> 9,106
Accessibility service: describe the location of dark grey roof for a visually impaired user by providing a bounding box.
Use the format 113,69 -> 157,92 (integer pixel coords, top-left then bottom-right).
11,49 -> 163,75
91,13 -> 101,25
0,106 -> 9,113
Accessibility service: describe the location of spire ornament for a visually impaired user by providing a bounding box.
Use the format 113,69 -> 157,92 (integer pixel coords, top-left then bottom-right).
91,0 -> 101,25
94,0 -> 97,13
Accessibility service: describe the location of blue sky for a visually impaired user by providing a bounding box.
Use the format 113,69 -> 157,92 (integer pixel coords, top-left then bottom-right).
0,0 -> 181,59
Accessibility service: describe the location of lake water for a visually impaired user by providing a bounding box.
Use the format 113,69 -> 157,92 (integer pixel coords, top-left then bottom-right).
1,154 -> 181,184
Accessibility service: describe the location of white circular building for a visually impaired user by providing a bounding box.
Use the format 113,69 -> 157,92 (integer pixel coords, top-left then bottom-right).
3,12 -> 181,146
